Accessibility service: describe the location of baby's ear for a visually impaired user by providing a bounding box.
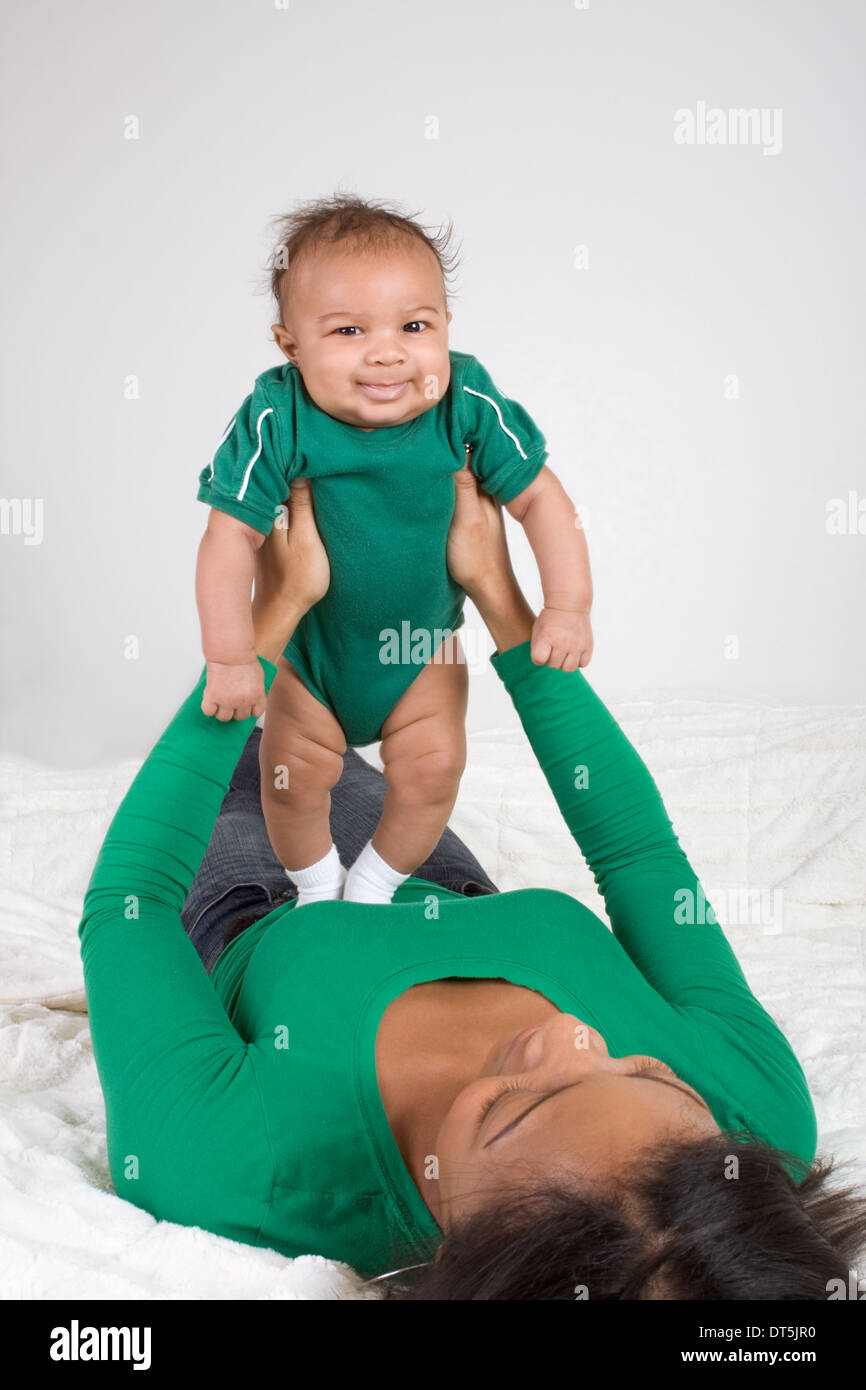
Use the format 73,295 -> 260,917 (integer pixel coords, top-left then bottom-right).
271,324 -> 296,361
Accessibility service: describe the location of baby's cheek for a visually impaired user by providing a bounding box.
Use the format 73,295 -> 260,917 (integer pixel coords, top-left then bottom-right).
418,384 -> 445,412
422,357 -> 451,405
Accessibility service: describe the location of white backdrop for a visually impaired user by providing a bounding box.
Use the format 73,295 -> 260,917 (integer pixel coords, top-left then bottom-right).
2,0 -> 864,764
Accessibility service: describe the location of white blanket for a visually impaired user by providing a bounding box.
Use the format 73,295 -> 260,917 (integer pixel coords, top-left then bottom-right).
2,695 -> 864,1297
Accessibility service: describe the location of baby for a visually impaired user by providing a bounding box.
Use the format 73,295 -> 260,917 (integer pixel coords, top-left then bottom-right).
195,195 -> 594,906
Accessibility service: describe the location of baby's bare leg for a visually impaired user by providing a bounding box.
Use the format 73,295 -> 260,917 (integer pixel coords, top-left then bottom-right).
259,656 -> 348,872
373,633 -> 469,874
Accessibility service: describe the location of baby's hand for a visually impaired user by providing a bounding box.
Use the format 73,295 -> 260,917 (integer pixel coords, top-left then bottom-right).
202,660 -> 267,722
530,607 -> 594,673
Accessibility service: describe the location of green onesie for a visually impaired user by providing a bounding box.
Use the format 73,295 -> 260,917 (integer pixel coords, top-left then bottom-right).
196,351 -> 548,745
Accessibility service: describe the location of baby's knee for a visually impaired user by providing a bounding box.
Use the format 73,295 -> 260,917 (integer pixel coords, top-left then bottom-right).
384,725 -> 466,805
260,730 -> 344,808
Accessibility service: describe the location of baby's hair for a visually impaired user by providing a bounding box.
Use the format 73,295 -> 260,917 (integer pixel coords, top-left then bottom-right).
258,189 -> 462,326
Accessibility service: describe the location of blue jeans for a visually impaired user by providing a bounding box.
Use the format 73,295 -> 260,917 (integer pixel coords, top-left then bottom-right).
180,727 -> 500,975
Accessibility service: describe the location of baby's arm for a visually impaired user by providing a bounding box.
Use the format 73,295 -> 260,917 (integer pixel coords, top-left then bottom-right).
505,466 -> 594,671
196,508 -> 268,720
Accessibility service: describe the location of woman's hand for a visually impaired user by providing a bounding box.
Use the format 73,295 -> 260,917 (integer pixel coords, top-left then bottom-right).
447,454 -> 517,603
447,456 -> 536,655
252,479 -> 330,664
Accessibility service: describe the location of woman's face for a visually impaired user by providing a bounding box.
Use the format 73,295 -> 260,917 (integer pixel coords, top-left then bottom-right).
435,1013 -> 719,1228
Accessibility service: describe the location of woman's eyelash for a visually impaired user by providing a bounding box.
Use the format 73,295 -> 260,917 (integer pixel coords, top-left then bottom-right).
632,1058 -> 668,1076
478,1053 -> 682,1133
478,1059 -> 671,1125
478,1079 -> 524,1122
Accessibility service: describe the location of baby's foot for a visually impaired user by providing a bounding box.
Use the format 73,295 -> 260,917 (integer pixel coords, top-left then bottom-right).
341,840 -> 410,905
285,843 -> 347,907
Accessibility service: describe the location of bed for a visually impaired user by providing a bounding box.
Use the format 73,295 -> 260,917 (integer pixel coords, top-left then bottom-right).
2,692 -> 864,1297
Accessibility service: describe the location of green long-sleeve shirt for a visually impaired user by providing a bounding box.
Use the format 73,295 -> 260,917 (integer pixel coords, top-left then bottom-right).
78,642 -> 816,1279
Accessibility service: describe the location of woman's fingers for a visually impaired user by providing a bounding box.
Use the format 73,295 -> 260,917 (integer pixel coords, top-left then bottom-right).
282,477 -> 330,604
284,478 -> 310,533
453,457 -> 481,506
287,479 -> 324,547
447,450 -> 516,599
453,457 -> 500,534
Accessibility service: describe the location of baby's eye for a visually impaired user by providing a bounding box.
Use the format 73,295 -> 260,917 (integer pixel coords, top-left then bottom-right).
335,326 -> 361,335
403,321 -> 428,333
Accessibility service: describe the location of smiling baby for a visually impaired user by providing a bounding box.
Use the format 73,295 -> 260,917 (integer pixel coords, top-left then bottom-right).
195,194 -> 593,905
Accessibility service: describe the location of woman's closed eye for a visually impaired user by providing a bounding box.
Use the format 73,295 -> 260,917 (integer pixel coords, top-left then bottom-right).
478,1057 -> 666,1121
477,1058 -> 708,1137
477,1078 -> 525,1123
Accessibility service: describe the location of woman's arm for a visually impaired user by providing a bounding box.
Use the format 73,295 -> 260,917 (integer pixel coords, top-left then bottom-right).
448,466 -> 792,1021
449,466 -> 815,1160
484,636 -> 758,1009
485,636 -> 817,1159
82,481 -> 324,942
78,657 -> 282,1220
77,482 -> 327,1220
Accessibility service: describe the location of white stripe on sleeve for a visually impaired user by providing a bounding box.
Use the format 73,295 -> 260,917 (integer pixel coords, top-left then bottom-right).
237,408 -> 275,501
462,386 -> 528,459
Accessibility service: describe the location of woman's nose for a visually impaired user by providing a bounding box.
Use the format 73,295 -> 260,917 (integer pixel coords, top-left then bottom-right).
522,1015 -> 609,1074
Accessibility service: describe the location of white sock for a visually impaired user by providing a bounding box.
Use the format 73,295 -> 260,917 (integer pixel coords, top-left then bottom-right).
342,839 -> 410,905
285,842 -> 347,908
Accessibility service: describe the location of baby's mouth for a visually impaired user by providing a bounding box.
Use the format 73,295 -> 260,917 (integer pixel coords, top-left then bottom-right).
358,380 -> 410,401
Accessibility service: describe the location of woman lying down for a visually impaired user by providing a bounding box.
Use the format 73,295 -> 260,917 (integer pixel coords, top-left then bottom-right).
77,467 -> 866,1299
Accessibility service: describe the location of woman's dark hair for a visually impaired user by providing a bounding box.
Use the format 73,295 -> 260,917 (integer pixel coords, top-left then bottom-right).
220,894 -> 296,951
217,903 -> 866,1298
258,189 -> 462,326
376,1134 -> 866,1300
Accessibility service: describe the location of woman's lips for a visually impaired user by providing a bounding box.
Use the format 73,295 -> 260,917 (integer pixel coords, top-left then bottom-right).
359,381 -> 409,400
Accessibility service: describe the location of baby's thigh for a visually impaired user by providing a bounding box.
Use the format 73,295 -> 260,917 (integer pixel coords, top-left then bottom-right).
259,657 -> 347,802
379,634 -> 468,784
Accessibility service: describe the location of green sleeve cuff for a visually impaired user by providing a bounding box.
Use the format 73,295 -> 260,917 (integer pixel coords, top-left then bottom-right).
493,449 -> 549,506
197,486 -> 276,536
258,654 -> 279,688
489,637 -> 535,684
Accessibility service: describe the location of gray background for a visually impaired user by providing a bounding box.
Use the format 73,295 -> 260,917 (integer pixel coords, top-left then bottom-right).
2,0 -> 864,764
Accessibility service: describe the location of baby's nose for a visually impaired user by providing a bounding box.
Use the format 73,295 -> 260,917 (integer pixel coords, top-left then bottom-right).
368,347 -> 405,362
366,334 -> 407,354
